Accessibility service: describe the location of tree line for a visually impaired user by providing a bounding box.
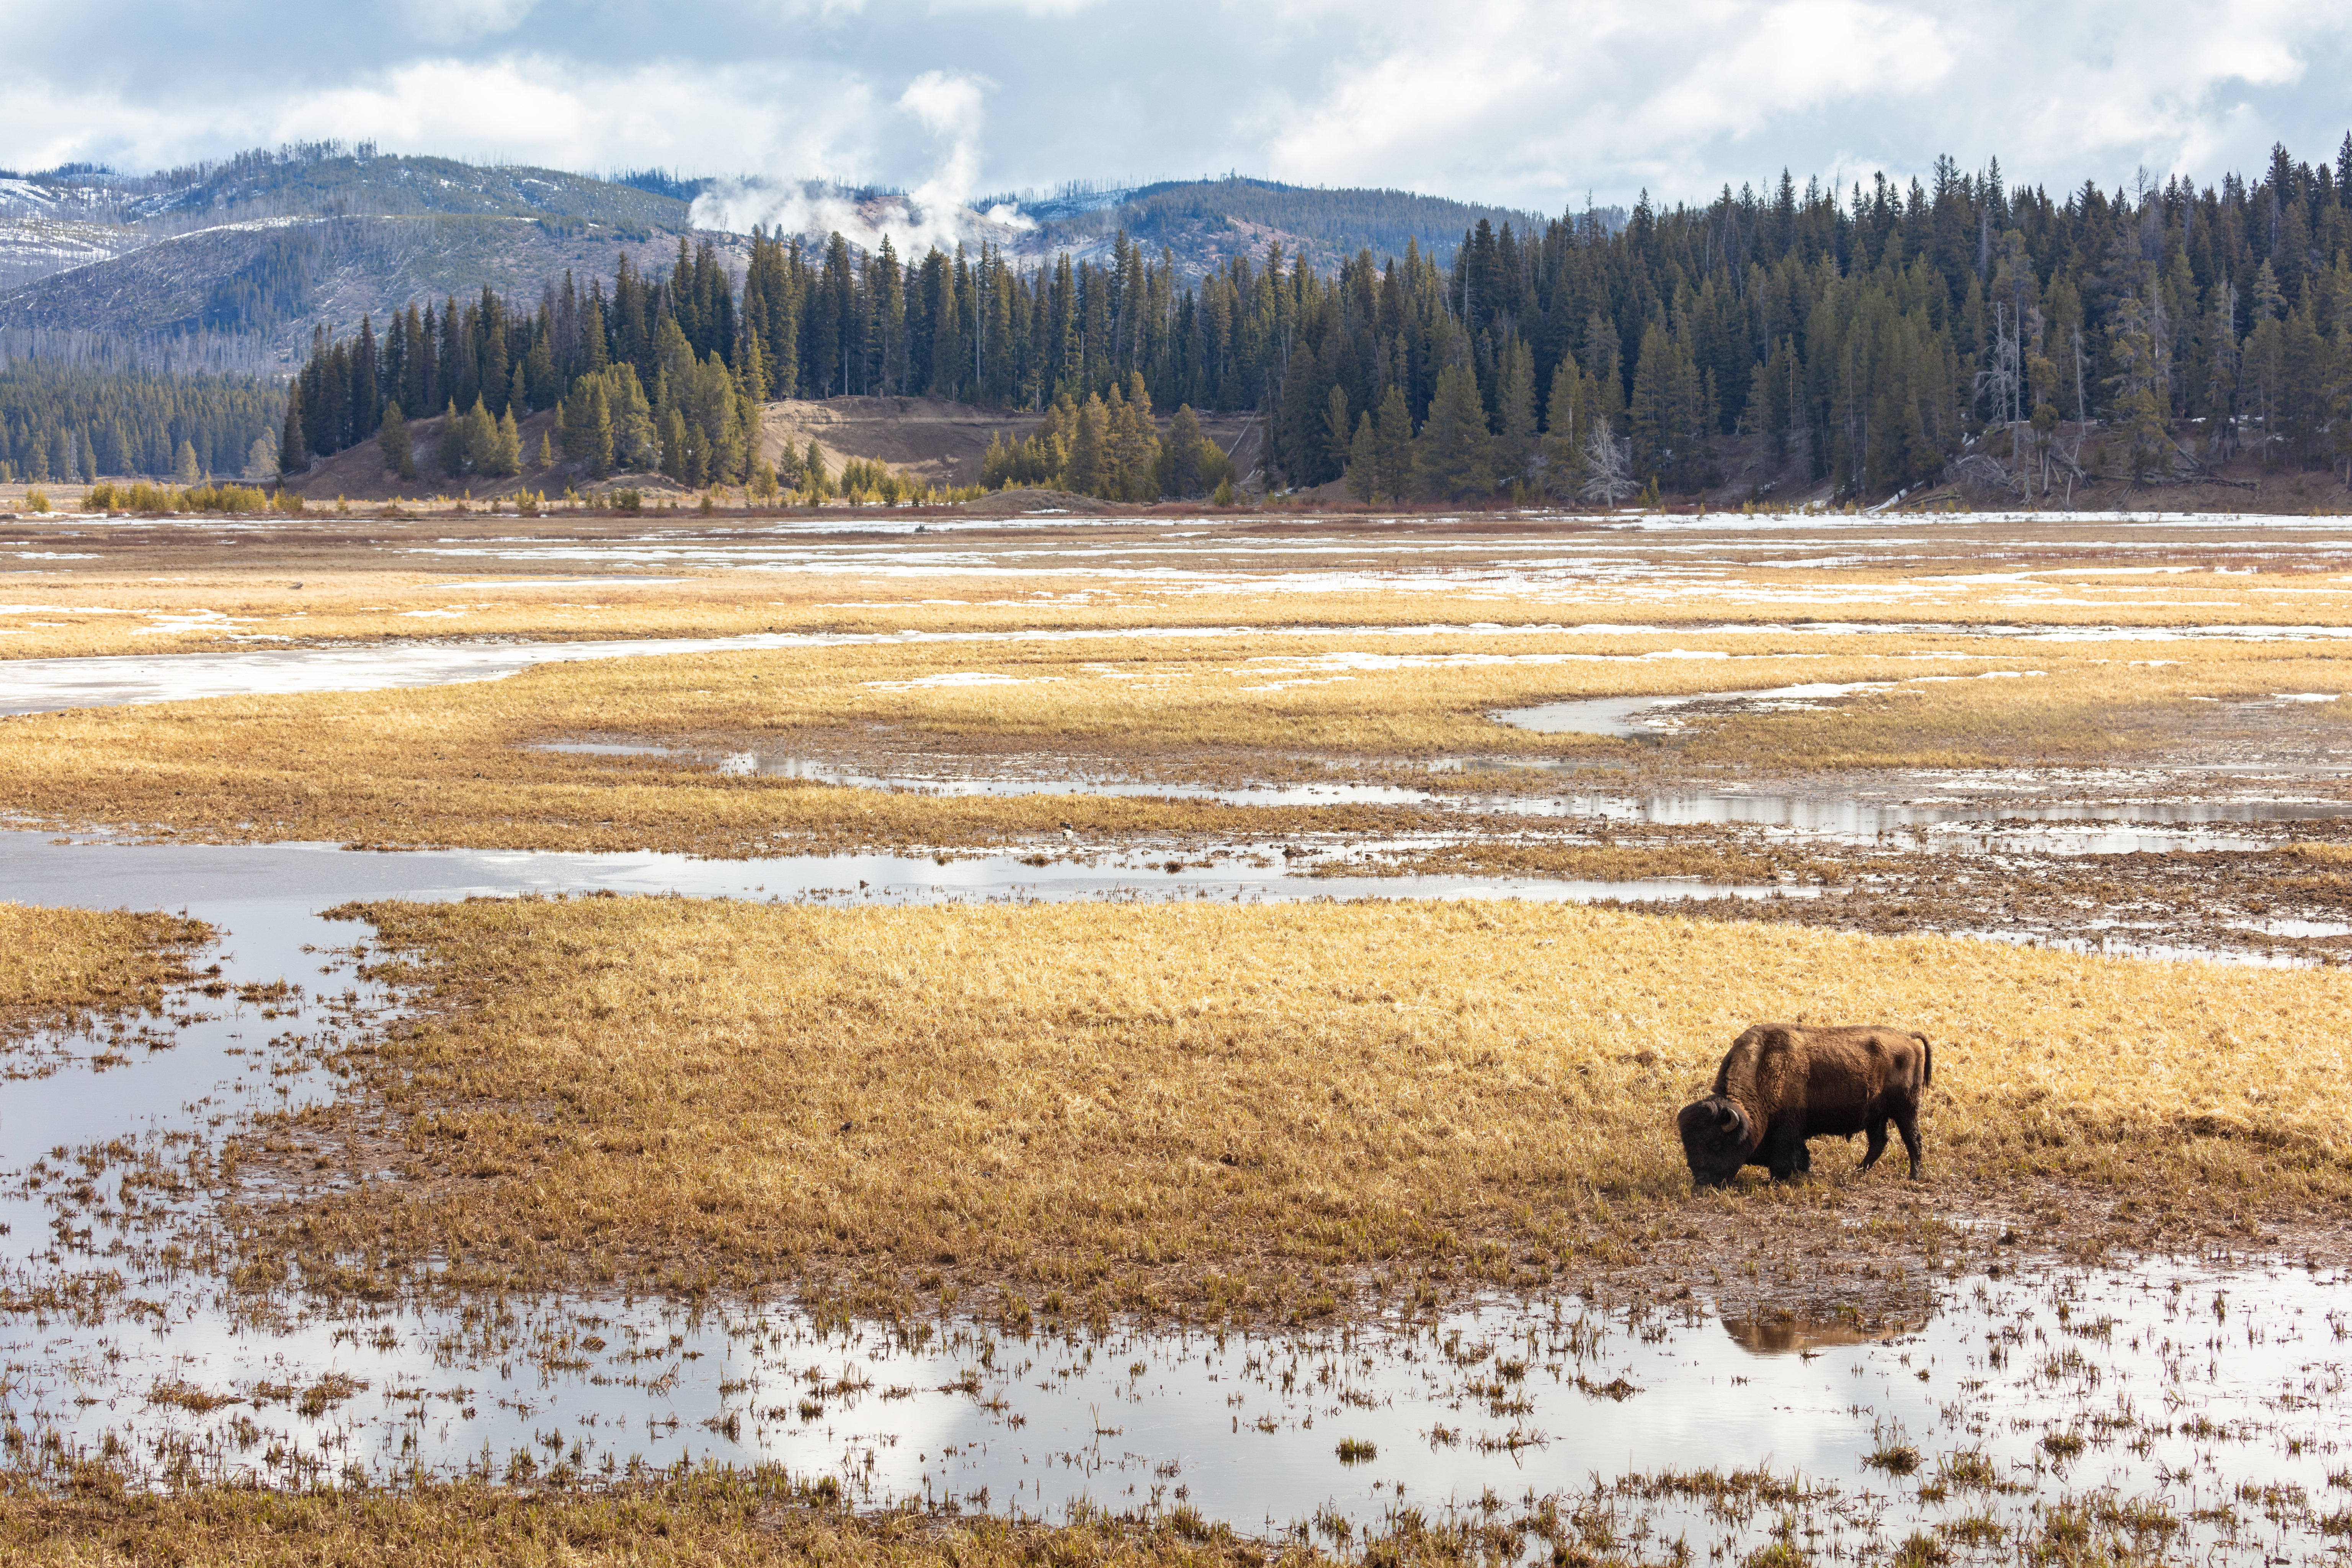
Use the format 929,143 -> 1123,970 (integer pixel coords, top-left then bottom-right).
281,133 -> 2352,502
0,361 -> 282,485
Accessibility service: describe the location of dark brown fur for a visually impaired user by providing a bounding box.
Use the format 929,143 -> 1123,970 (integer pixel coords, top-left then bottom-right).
1675,1024 -> 1932,1188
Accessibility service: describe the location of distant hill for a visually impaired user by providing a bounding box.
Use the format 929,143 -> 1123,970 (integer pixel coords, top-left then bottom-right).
1015,178 -> 1581,277
0,144 -> 692,231
0,213 -> 725,368
0,143 -> 1594,371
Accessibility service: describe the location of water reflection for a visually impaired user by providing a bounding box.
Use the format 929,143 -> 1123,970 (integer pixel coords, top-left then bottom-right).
6,833 -> 2352,1556
1718,1308 -> 1931,1355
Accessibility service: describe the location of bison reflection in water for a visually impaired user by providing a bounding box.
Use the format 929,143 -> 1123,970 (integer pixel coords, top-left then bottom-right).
1676,1023 -> 1932,1188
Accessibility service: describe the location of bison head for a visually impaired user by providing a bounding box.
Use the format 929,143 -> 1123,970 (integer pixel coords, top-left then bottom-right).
1676,1096 -> 1756,1188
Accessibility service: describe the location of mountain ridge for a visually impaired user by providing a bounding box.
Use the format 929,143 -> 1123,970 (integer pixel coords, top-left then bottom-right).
0,145 -> 1575,366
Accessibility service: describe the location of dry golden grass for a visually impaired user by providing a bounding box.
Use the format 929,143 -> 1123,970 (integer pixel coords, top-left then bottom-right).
0,1473 -> 1286,1568
0,902 -> 211,1045
268,896 -> 2352,1315
5,619 -> 2344,853
1310,839 -> 1837,884
6,555 -> 2352,660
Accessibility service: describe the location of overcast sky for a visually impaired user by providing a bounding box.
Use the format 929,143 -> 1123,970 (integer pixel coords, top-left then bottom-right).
5,0 -> 2350,215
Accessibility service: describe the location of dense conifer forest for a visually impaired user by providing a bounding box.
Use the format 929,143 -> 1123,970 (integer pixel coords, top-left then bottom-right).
16,137 -> 2352,501
0,361 -> 281,484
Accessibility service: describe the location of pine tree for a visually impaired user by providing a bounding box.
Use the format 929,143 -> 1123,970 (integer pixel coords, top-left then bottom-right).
173,439 -> 201,484
1162,404 -> 1206,496
1322,384 -> 1353,484
605,368 -> 657,470
1345,412 -> 1377,502
1372,385 -> 1413,502
2108,293 -> 2172,481
586,384 -> 614,477
1540,355 -> 1587,499
1111,373 -> 1161,499
437,400 -> 465,476
279,381 -> 308,475
455,398 -> 496,476
379,401 -> 414,480
1493,339 -> 1538,492
1414,363 -> 1491,500
491,407 -> 524,479
1065,394 -> 1108,495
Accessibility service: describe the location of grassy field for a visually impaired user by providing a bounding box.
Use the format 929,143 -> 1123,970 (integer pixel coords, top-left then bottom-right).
0,902 -> 211,1048
5,560 -> 2352,660
241,896 -> 2352,1319
0,1473 -> 1290,1568
3,619 -> 2345,854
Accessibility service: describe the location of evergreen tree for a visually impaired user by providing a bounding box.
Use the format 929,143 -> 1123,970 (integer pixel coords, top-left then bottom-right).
1345,412 -> 1377,501
1414,362 -> 1491,500
1162,403 -> 1207,497
173,439 -> 201,484
437,400 -> 464,477
1110,374 -> 1161,499
1372,384 -> 1414,502
279,381 -> 308,475
1323,384 -> 1354,485
1493,339 -> 1538,492
1065,394 -> 1109,495
583,385 -> 614,477
1540,355 -> 1587,498
379,400 -> 415,480
490,407 -> 524,478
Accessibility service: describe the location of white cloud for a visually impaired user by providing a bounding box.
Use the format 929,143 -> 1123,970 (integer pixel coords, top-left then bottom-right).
1252,0 -> 2352,207
408,0 -> 540,41
928,0 -> 1110,13
0,56 -> 881,184
4,0 -> 2350,214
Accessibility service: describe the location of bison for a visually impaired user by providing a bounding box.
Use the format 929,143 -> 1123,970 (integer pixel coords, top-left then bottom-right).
1676,1023 -> 1932,1188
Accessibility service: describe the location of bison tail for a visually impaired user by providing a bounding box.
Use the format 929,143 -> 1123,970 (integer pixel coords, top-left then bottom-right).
1912,1031 -> 1933,1087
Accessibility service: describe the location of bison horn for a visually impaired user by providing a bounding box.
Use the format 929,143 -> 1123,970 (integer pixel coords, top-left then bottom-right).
1714,1103 -> 1738,1127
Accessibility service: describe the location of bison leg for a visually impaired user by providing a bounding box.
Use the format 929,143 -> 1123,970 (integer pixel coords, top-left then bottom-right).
1859,1119 -> 1888,1172
1894,1106 -> 1924,1179
1763,1117 -> 1809,1182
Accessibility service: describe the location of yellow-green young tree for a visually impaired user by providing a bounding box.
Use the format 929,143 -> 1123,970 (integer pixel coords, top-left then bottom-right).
436,400 -> 464,475
457,397 -> 498,475
1106,377 -> 1162,500
379,401 -> 415,480
490,407 -> 524,478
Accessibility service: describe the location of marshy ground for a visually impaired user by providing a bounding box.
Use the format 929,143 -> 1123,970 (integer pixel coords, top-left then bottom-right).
7,501 -> 2352,1561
